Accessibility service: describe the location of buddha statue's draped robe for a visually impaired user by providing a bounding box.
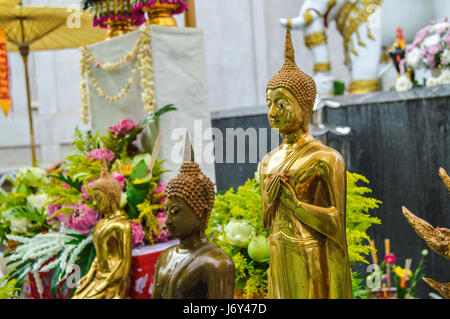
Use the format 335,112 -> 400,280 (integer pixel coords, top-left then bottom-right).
260,137 -> 352,299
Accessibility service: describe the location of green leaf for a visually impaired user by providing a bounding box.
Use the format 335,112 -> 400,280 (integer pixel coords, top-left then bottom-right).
47,174 -> 83,192
9,206 -> 47,224
130,160 -> 148,180
126,181 -> 150,219
51,264 -> 63,298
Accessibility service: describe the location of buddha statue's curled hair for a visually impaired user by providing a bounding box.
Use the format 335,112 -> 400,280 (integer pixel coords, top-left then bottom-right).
165,161 -> 215,234
267,26 -> 317,117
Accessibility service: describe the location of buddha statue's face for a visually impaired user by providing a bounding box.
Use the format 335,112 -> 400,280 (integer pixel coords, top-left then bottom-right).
165,197 -> 201,239
266,87 -> 306,135
92,189 -> 111,215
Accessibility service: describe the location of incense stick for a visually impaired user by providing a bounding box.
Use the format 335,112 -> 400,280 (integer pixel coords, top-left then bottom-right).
148,134 -> 162,174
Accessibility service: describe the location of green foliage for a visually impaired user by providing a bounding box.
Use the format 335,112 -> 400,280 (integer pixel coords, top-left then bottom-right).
207,178 -> 268,298
208,172 -> 382,298
346,172 -> 382,265
8,206 -> 51,233
136,201 -> 162,245
0,272 -> 21,299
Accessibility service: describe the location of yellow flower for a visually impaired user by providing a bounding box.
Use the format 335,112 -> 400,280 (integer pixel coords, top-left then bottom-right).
133,178 -> 147,184
119,164 -> 133,177
394,266 -> 413,280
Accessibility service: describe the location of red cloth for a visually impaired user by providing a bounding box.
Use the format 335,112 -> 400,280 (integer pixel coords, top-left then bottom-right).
26,240 -> 178,299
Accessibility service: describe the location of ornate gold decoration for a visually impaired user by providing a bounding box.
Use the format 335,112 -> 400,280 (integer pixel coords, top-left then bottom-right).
72,162 -> 132,299
261,27 -> 352,299
143,0 -> 180,27
401,167 -> 450,299
336,0 -> 383,64
94,0 -> 134,39
348,79 -> 379,94
303,11 -> 313,26
152,134 -> 235,299
79,27 -> 156,124
304,30 -> 327,49
313,62 -> 331,73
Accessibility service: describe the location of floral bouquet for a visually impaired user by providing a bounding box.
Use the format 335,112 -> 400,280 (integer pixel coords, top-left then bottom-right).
364,240 -> 428,299
405,17 -> 450,87
2,106 -> 175,298
81,0 -> 146,28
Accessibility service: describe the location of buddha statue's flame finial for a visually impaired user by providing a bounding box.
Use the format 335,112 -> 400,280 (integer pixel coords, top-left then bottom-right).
284,26 -> 295,62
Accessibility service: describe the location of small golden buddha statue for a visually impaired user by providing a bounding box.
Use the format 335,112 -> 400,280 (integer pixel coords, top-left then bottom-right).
260,26 -> 352,299
72,163 -> 132,299
152,135 -> 235,299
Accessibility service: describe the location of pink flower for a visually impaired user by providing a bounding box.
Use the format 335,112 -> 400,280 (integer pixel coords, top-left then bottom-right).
111,171 -> 126,190
81,181 -> 95,200
384,253 -> 396,265
131,221 -> 145,246
108,118 -> 137,137
46,204 -> 61,218
86,148 -> 115,162
154,212 -> 170,242
65,203 -> 101,235
62,184 -> 70,189
156,182 -> 167,204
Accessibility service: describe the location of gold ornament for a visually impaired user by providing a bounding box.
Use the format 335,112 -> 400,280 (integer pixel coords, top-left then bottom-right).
336,0 -> 383,65
348,79 -> 379,94
303,11 -> 313,26
72,162 -> 132,299
143,0 -> 181,27
93,0 -> 134,40
401,168 -> 450,298
304,30 -> 328,49
261,27 -> 352,299
313,62 -> 331,73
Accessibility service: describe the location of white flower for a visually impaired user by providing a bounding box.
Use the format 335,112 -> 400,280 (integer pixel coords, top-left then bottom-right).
421,249 -> 429,256
426,76 -> 439,87
430,21 -> 449,33
442,49 -> 450,65
395,75 -> 413,92
422,34 -> 441,48
406,47 -> 422,67
437,68 -> 450,84
27,193 -> 49,210
9,216 -> 32,233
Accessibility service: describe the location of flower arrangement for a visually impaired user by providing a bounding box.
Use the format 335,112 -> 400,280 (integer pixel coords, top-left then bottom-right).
2,108 -> 175,297
364,239 -> 428,299
82,0 -> 145,28
207,170 -> 382,299
405,17 -> 450,87
0,167 -> 52,246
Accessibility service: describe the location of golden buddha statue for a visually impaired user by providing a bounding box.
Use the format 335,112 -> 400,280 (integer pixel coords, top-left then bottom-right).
72,163 -> 132,299
259,26 -> 352,299
152,135 -> 235,299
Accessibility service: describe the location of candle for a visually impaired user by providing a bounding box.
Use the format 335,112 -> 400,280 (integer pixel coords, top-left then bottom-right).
385,238 -> 390,255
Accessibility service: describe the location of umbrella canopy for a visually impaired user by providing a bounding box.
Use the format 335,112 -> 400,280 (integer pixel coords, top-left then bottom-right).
0,0 -> 20,11
0,5 -> 107,166
0,6 -> 106,52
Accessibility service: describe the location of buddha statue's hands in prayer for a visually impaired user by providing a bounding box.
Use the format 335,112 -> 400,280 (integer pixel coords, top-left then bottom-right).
262,173 -> 289,210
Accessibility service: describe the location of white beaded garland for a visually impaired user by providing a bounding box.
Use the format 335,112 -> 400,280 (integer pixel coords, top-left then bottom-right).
79,27 -> 157,124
